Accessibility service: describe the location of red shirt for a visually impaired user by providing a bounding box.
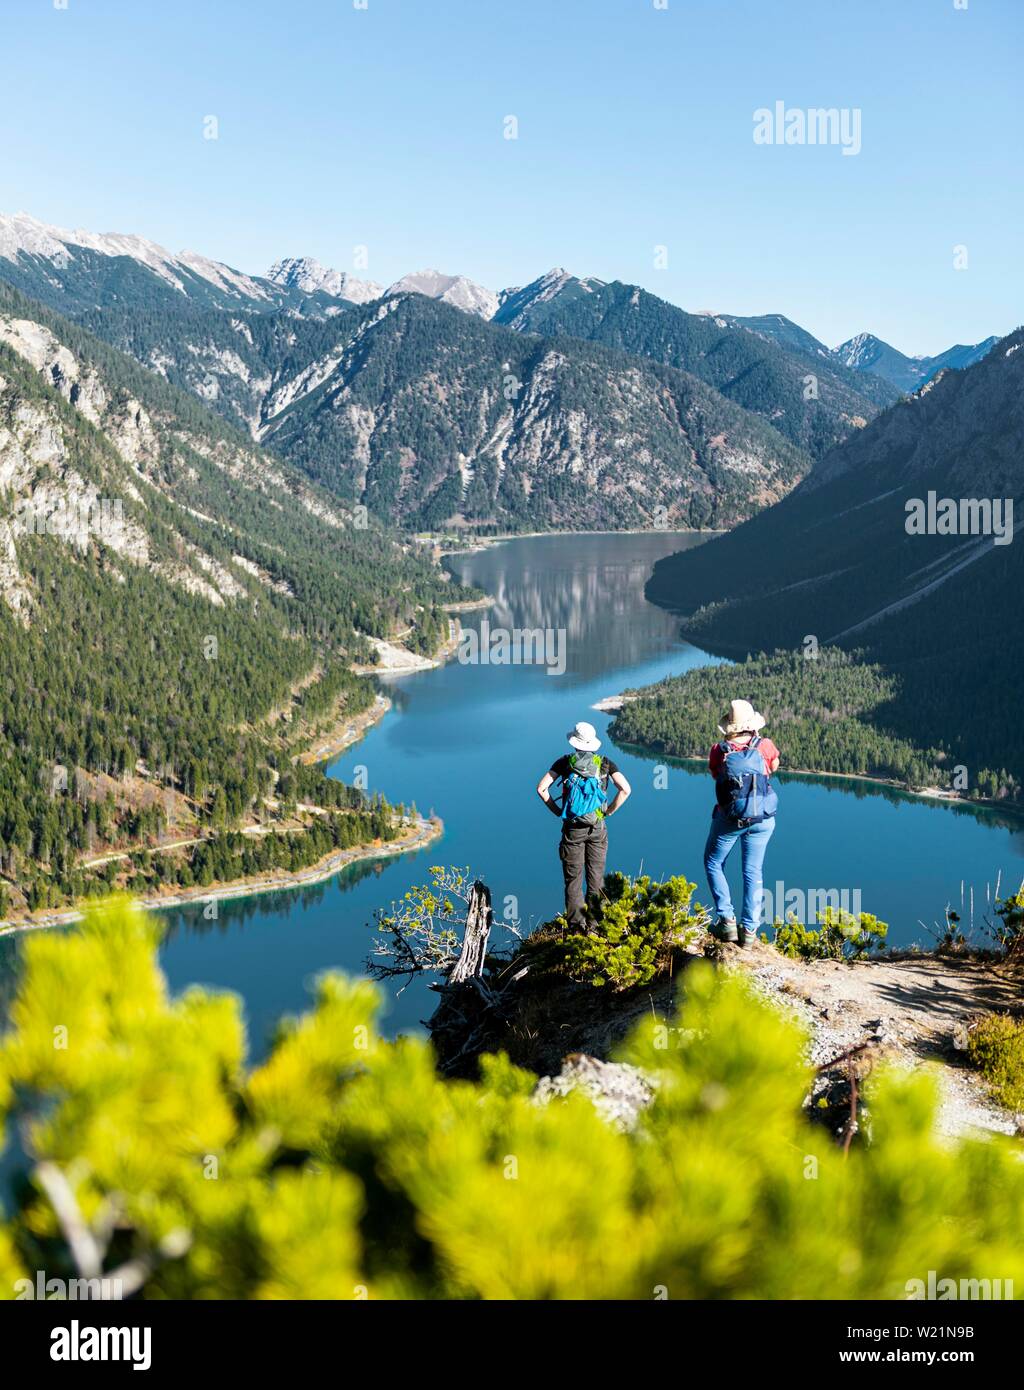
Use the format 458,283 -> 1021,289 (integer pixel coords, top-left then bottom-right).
708,737 -> 780,776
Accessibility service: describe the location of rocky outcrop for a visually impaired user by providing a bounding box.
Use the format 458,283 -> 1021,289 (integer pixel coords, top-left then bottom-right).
429,928 -> 1022,1143
266,256 -> 383,305
385,269 -> 498,320
533,1055 -> 657,1132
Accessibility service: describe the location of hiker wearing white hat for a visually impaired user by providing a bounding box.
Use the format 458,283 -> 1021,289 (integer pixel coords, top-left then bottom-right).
536,721 -> 632,929
704,700 -> 781,948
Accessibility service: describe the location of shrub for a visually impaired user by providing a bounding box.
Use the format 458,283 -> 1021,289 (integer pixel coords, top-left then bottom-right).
993,885 -> 1024,955
560,872 -> 708,988
966,1014 -> 1024,1111
2,898 -> 1024,1299
772,906 -> 888,961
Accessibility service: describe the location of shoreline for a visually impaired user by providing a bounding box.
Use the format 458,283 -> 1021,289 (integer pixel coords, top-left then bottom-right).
0,816 -> 443,938
0,626 -> 450,936
297,692 -> 392,766
437,527 -> 721,557
777,765 -> 1024,816
352,615 -> 466,677
607,730 -> 1022,817
442,594 -> 495,612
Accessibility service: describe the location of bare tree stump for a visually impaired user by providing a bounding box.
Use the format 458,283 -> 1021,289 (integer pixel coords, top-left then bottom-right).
448,880 -> 493,983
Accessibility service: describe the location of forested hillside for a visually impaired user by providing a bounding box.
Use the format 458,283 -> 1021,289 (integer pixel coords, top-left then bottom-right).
609,649 -> 1009,796
0,281 -> 463,915
639,331 -> 1024,795
76,292 -> 811,531
493,274 -> 898,458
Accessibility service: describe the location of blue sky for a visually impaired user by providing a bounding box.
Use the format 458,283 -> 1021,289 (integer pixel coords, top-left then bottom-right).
1,0 -> 1020,353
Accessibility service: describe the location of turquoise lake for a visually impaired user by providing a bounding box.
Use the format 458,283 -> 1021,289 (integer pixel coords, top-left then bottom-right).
45,532 -> 1022,1056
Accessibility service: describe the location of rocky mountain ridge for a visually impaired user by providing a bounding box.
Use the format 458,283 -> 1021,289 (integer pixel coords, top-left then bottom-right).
82,291 -> 810,531
265,255 -> 383,305
832,330 -> 1000,393
4,214 -> 997,397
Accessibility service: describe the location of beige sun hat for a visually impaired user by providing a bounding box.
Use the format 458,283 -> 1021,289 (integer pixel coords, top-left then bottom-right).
718,699 -> 766,738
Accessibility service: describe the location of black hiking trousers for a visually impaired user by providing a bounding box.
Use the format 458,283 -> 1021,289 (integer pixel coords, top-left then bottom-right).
559,820 -> 608,929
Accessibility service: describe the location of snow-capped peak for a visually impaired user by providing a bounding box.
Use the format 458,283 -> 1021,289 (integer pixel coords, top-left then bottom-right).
265,256 -> 383,305
384,269 -> 499,320
0,210 -> 271,301
832,332 -> 885,368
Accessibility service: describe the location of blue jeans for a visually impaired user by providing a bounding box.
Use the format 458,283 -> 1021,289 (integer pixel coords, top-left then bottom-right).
703,810 -> 776,931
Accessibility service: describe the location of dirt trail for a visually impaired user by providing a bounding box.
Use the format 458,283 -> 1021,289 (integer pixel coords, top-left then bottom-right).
729,941 -> 1023,1140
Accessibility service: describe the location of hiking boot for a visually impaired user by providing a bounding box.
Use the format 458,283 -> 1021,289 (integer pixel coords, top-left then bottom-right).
712,918 -> 738,944
739,928 -> 759,950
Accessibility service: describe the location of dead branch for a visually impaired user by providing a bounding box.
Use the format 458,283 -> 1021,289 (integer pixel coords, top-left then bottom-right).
33,1160 -> 191,1297
448,881 -> 492,984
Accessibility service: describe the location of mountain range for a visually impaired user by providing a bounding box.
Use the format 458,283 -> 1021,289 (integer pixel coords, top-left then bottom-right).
0,206 -> 1018,905
2,211 -> 995,391
0,211 -> 333,316
0,211 -> 1003,535
832,331 -> 1000,393
75,292 -> 813,531
0,214 -> 504,322
492,270 -> 900,459
261,252 -> 998,399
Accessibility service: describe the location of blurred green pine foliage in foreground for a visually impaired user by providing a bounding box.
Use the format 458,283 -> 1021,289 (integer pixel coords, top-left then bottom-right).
1,898 -> 1022,1300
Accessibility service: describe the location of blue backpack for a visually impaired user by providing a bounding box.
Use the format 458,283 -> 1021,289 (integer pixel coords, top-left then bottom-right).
715,737 -> 778,825
560,753 -> 609,826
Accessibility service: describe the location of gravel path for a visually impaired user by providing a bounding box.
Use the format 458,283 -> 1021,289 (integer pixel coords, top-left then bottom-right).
728,940 -> 1022,1140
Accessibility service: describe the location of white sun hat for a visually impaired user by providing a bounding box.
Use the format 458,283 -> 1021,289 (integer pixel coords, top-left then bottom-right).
567,720 -> 602,752
718,699 -> 767,738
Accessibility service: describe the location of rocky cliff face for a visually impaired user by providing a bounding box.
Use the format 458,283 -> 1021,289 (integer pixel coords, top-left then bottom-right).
493,271 -> 898,460
265,256 -> 383,305
0,280 -> 457,634
83,293 -> 810,531
0,309 -> 361,619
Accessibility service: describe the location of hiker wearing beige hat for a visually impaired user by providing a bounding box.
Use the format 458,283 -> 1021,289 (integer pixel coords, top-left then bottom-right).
704,699 -> 781,948
536,721 -> 632,929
